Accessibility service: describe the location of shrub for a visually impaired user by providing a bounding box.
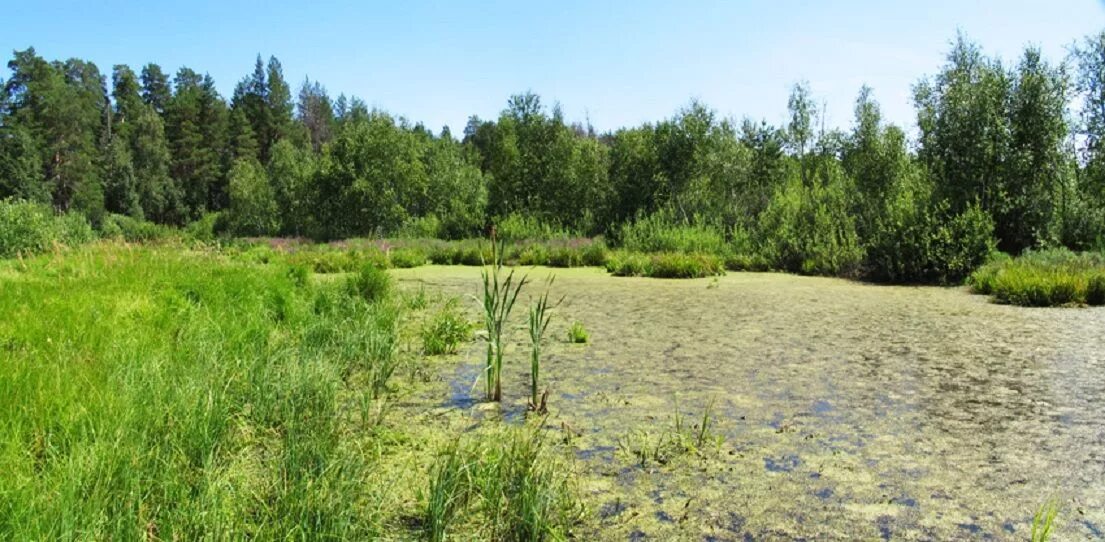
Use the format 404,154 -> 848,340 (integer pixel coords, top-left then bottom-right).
185,212 -> 221,242
970,248 -> 1105,307
756,165 -> 864,276
348,263 -> 392,303
604,250 -> 651,277
389,247 -> 427,268
0,199 -> 94,258
606,250 -> 723,278
580,239 -> 608,266
619,210 -> 728,255
496,213 -> 574,241
101,213 -> 174,242
396,215 -> 443,239
421,299 -> 471,355
865,176 -> 996,284
225,158 -> 280,236
649,252 -> 725,278
517,243 -> 551,266
1087,274 -> 1105,306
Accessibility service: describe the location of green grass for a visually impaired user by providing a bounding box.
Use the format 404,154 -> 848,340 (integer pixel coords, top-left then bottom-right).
424,425 -> 583,541
347,262 -> 393,302
421,298 -> 473,355
0,244 -> 406,539
0,242 -> 595,539
566,321 -> 589,344
1031,498 -> 1060,542
969,249 -> 1105,307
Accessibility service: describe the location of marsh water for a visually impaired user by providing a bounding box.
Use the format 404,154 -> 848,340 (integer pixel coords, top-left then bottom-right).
394,266 -> 1105,540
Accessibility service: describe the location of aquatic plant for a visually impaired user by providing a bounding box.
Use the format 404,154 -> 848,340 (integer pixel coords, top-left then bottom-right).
478,236 -> 529,402
1031,498 -> 1060,542
527,278 -> 559,412
617,399 -> 724,468
422,298 -> 472,355
567,321 -> 589,344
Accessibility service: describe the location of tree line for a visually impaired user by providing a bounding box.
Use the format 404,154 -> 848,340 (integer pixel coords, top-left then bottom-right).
3,32 -> 1105,281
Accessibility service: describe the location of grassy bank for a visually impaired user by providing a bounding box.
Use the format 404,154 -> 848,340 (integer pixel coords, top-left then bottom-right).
0,243 -> 581,539
969,249 -> 1105,307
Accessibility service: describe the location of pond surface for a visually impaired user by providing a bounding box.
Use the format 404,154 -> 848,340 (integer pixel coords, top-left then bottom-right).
394,266 -> 1105,541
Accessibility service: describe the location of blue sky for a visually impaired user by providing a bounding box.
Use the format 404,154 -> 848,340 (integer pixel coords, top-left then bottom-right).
4,0 -> 1104,134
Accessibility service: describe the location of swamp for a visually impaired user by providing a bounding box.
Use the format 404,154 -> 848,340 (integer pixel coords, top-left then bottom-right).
395,265 -> 1105,540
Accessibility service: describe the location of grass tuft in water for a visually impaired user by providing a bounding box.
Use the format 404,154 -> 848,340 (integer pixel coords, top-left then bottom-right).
421,298 -> 472,355
1030,498 -> 1060,542
566,321 -> 589,344
617,398 -> 725,468
424,424 -> 583,541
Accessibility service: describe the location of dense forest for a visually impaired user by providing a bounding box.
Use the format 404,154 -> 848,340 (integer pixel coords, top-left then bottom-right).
4,32 -> 1105,283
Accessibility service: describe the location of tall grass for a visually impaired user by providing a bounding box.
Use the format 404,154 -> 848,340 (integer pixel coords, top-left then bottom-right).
424,425 -> 582,541
479,237 -> 528,402
605,250 -> 725,278
969,248 -> 1105,307
0,245 -> 404,539
421,298 -> 472,355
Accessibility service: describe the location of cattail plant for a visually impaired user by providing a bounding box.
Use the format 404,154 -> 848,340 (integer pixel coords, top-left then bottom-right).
527,277 -> 560,412
479,234 -> 528,402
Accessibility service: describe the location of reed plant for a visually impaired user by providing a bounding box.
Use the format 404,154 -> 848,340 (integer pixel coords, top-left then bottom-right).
478,236 -> 528,402
527,277 -> 560,412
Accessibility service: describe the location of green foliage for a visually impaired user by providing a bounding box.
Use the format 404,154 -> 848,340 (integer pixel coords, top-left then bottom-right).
347,263 -> 392,303
183,212 -> 221,242
619,210 -> 728,255
617,399 -> 724,468
1031,499 -> 1060,542
3,38 -> 1104,285
100,213 -> 175,242
225,158 -> 280,236
756,162 -> 864,276
496,213 -> 574,241
388,246 -> 427,268
863,173 -> 996,284
0,199 -> 94,258
421,298 -> 472,355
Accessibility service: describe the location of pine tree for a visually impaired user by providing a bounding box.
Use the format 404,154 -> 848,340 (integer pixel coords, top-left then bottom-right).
140,63 -> 171,114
